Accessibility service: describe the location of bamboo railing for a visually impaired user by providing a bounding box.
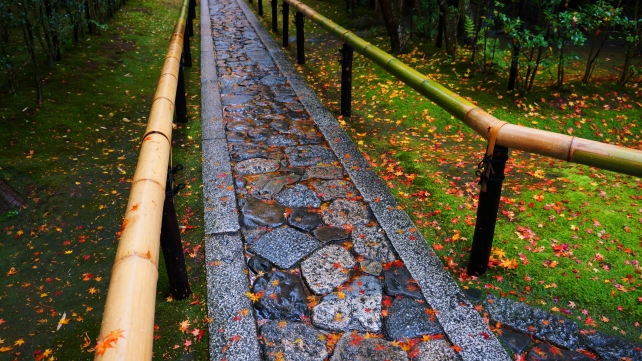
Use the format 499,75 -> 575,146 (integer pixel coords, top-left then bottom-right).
282,0 -> 642,177
93,1 -> 190,359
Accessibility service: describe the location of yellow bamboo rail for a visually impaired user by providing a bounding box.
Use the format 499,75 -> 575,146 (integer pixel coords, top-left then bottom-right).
285,0 -> 642,178
93,1 -> 189,360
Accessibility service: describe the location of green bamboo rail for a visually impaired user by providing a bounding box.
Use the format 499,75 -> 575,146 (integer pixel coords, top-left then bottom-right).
93,1 -> 189,360
284,0 -> 642,177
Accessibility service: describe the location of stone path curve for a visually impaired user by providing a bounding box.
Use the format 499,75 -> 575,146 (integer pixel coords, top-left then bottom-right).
199,0 -> 641,360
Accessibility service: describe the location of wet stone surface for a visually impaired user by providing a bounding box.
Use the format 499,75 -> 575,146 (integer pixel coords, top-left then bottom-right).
581,332 -> 642,361
312,225 -> 349,243
383,297 -> 441,340
360,260 -> 383,276
287,207 -> 324,232
352,225 -> 397,264
260,321 -> 329,361
275,184 -> 322,208
322,199 -> 369,227
251,226 -> 320,269
234,157 -> 280,175
312,179 -> 358,201
303,165 -> 345,180
253,270 -> 309,321
247,255 -> 275,275
241,197 -> 285,228
484,295 -> 579,350
415,339 -> 461,361
312,276 -> 382,333
243,173 -> 301,199
382,264 -> 423,299
499,329 -> 533,355
301,245 -> 356,295
330,331 -> 409,361
285,145 -> 338,166
526,343 -> 593,361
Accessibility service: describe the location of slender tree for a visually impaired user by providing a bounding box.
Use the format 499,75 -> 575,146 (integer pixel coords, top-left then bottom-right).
379,0 -> 409,53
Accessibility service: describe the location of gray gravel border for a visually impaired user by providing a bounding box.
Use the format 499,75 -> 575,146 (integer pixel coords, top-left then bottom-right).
234,1 -> 511,359
201,0 -> 261,359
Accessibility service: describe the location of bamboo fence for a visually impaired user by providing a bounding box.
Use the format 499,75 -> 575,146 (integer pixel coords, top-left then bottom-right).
284,0 -> 642,177
93,1 -> 189,359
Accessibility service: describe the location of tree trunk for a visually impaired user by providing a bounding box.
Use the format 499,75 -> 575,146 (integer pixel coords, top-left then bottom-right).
379,0 -> 408,54
507,0 -> 525,90
436,11 -> 444,47
438,0 -> 457,58
20,1 -> 44,104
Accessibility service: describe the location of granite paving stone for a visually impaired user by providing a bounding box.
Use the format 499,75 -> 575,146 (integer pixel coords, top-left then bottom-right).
330,331 -> 409,361
234,157 -> 280,174
499,329 -> 533,356
303,164 -> 345,180
311,275 -> 382,332
251,226 -> 321,269
285,145 -> 338,166
275,184 -> 322,208
300,245 -> 356,295
415,339 -> 461,361
259,321 -> 329,361
581,332 -> 642,361
360,260 -> 383,276
252,270 -> 309,321
382,264 -> 423,299
526,343 -> 594,361
312,179 -> 358,201
351,224 -> 397,263
383,297 -> 442,340
241,197 -> 285,228
287,207 -> 325,232
311,225 -> 350,243
484,295 -> 579,350
322,198 -> 369,227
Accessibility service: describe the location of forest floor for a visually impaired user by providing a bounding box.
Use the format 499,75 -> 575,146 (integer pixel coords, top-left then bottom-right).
251,0 -> 642,344
0,0 -> 207,359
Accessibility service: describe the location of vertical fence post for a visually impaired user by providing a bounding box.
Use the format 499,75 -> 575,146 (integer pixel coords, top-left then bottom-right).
283,1 -> 289,47
176,65 -> 189,123
182,27 -> 192,68
296,11 -> 305,64
160,166 -> 192,300
340,44 -> 353,117
466,145 -> 509,276
187,0 -> 195,36
259,0 -> 263,16
271,0 -> 278,33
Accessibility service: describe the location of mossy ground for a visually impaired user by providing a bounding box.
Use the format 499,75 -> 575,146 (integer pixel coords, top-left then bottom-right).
248,0 -> 642,344
0,0 -> 207,359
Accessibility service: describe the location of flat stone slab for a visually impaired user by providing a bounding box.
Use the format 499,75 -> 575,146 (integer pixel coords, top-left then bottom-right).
312,179 -> 358,201
382,264 -> 423,299
247,255 -> 275,275
581,332 -> 642,361
287,207 -> 324,232
360,260 -> 383,276
311,275 -> 382,333
234,158 -> 280,175
243,173 -> 301,199
384,297 -> 442,340
304,165 -> 345,180
312,225 -> 349,243
484,295 -> 579,350
259,321 -> 329,361
253,270 -> 309,321
251,226 -> 320,269
242,197 -> 286,228
285,145 -> 338,166
322,199 -> 369,227
330,332 -> 409,361
275,184 -> 322,208
499,329 -> 532,355
351,225 -> 397,264
526,343 -> 594,361
415,339 -> 460,361
301,245 -> 356,295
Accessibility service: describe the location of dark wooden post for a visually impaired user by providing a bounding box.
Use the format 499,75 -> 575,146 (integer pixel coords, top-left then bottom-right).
466,145 -> 509,276
296,11 -> 305,64
340,44 -> 353,117
259,0 -> 263,16
160,166 -> 192,300
271,0 -> 278,33
283,1 -> 289,47
176,65 -> 189,123
182,26 -> 192,68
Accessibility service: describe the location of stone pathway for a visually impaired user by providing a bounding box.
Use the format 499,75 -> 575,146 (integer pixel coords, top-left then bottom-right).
199,0 -> 642,360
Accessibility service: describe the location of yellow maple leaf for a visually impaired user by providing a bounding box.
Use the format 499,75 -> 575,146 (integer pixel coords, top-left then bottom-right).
245,291 -> 264,303
14,339 -> 24,346
0,345 -> 13,352
179,320 -> 191,333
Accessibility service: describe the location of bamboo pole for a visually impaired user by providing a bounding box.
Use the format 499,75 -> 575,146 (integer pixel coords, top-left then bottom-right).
93,1 -> 189,360
284,0 -> 642,178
